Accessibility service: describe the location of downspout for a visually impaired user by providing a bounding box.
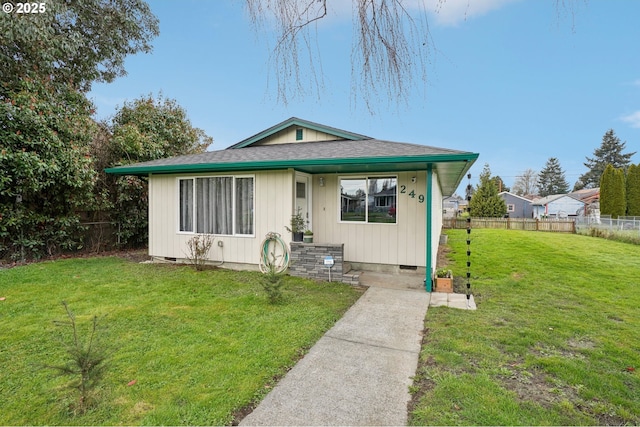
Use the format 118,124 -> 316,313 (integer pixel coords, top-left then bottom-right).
425,164 -> 433,292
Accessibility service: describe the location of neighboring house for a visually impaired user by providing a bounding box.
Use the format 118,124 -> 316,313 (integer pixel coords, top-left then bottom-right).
499,192 -> 533,218
570,188 -> 600,219
106,117 -> 478,289
443,194 -> 463,219
532,194 -> 586,219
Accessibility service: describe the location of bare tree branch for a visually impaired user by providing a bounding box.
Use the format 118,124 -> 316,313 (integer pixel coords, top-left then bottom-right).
245,0 -> 584,113
245,0 -> 431,111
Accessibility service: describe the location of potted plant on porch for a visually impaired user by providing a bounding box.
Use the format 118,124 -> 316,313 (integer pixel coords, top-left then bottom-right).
285,209 -> 305,242
435,268 -> 453,293
303,229 -> 314,243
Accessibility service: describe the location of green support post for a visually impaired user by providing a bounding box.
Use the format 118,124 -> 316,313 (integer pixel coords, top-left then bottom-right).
426,164 -> 433,292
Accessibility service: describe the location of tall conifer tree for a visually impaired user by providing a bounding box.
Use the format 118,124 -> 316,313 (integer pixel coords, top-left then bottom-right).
626,164 -> 640,216
600,165 -> 626,218
537,158 -> 569,197
575,129 -> 636,190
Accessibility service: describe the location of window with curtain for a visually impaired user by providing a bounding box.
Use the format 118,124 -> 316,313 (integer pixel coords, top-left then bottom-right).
235,177 -> 254,235
179,176 -> 254,235
179,179 -> 194,232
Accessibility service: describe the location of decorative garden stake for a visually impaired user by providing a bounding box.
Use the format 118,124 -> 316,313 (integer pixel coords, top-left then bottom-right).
466,173 -> 472,308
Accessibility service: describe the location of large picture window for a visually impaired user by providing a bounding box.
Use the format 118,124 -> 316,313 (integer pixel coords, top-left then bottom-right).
340,176 -> 397,224
179,176 -> 254,235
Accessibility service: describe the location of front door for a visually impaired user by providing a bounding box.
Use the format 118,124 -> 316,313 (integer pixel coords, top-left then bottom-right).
295,172 -> 311,231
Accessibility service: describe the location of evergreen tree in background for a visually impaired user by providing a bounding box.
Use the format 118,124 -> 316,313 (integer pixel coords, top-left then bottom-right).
469,164 -> 507,218
626,164 -> 640,216
600,165 -> 626,218
599,165 -> 614,217
537,158 -> 569,197
575,129 -> 636,190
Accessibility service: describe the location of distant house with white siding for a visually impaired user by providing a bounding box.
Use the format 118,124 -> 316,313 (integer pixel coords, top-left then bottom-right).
106,117 -> 478,290
532,194 -> 586,219
570,188 -> 600,219
499,192 -> 533,218
443,195 -> 464,219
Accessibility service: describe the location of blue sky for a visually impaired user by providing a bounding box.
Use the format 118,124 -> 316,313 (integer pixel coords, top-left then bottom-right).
88,0 -> 640,192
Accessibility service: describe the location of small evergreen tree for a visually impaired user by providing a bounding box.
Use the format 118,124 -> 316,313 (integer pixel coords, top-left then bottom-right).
576,129 -> 636,190
537,157 -> 569,197
626,164 -> 640,216
600,164 -> 626,218
469,164 -> 507,217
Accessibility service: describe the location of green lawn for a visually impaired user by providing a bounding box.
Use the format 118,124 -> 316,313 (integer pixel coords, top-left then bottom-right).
0,257 -> 362,425
410,229 -> 640,425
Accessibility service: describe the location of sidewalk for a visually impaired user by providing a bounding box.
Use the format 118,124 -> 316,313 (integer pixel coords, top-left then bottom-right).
239,274 -> 476,426
240,286 -> 430,426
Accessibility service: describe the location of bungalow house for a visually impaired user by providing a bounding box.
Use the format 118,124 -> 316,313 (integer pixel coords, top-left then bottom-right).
498,191 -> 533,218
532,194 -> 586,219
106,117 -> 478,290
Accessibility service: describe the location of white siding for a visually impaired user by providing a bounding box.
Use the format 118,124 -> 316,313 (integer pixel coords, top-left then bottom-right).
430,172 -> 443,274
254,128 -> 338,145
148,170 -> 294,265
149,169 -> 443,269
312,171 -> 428,267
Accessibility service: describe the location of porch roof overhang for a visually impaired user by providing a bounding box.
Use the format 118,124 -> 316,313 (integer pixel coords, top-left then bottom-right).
105,139 -> 479,196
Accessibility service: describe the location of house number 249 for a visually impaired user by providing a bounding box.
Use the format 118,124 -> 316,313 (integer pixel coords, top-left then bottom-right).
400,185 -> 425,203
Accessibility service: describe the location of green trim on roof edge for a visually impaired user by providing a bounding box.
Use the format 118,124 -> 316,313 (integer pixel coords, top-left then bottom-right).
105,152 -> 478,196
227,117 -> 370,149
105,152 -> 478,176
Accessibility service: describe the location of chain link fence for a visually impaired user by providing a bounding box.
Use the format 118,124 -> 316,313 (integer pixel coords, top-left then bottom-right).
575,215 -> 640,241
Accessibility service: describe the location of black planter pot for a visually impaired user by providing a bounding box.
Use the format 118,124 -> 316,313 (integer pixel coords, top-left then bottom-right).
292,232 -> 304,242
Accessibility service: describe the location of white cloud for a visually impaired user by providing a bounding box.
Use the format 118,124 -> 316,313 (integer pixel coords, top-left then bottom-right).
421,0 -> 520,26
620,111 -> 640,128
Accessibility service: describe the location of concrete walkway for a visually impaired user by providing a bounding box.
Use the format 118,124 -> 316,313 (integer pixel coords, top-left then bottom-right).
240,286 -> 430,426
240,274 -> 475,426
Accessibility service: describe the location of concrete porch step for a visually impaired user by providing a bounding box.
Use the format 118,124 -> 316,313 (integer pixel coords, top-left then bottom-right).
341,270 -> 361,285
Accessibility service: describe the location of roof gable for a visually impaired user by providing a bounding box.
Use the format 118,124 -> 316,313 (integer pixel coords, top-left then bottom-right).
498,191 -> 533,203
533,194 -> 585,206
227,117 -> 371,149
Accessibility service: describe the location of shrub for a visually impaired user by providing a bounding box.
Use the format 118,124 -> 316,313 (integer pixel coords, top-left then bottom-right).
184,234 -> 215,271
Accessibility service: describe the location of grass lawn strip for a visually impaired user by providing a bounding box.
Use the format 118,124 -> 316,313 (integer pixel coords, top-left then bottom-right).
0,258 -> 362,425
410,229 -> 640,426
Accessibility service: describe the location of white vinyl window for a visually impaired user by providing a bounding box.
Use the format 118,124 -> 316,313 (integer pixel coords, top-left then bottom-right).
179,176 -> 254,235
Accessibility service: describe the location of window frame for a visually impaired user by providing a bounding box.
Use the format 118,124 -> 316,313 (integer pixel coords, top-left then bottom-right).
177,174 -> 255,237
338,175 -> 398,225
